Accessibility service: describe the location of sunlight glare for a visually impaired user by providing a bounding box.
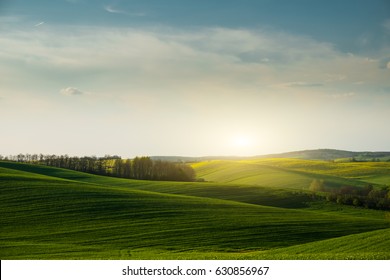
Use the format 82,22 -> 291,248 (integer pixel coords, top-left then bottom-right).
232,135 -> 252,148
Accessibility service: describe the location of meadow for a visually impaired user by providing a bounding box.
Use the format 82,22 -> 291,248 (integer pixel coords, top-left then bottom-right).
1,158 -> 390,259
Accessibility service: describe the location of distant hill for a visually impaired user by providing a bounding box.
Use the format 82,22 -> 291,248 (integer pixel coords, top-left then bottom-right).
151,149 -> 390,162
257,149 -> 390,161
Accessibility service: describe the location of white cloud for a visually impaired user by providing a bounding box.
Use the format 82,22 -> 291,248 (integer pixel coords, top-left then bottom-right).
34,22 -> 45,27
1,25 -> 389,156
324,74 -> 346,82
330,92 -> 356,99
104,5 -> 145,16
104,5 -> 126,14
0,25 -> 388,103
60,87 -> 85,96
276,81 -> 324,88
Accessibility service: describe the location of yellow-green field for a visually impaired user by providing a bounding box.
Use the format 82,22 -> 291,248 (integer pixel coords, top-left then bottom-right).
192,159 -> 390,187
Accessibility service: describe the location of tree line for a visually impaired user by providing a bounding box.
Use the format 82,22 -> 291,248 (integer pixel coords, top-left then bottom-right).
310,179 -> 390,210
0,154 -> 195,182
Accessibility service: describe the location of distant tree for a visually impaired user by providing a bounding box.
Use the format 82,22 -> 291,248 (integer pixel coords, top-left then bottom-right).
352,197 -> 362,207
152,160 -> 168,180
174,163 -> 196,181
95,158 -> 105,175
5,153 -> 196,182
368,189 -> 385,201
17,154 -> 25,162
112,158 -> 123,177
25,154 -> 32,162
132,157 -> 141,179
123,159 -> 132,178
336,195 -> 344,204
31,154 -> 38,163
360,185 -> 374,196
376,198 -> 388,210
140,157 -> 153,179
343,195 -> 354,205
326,193 -> 337,202
339,186 -> 359,196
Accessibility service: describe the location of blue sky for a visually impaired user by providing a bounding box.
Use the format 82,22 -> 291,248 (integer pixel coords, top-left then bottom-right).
1,0 -> 390,157
3,0 -> 389,52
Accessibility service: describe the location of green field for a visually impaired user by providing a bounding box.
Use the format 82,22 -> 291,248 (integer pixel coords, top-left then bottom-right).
192,159 -> 390,188
1,160 -> 390,259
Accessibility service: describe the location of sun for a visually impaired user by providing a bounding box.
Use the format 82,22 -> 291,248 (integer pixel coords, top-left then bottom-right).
232,135 -> 252,148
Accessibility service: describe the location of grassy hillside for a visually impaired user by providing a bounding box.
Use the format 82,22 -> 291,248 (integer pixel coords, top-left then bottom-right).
191,160 -> 376,190
1,161 -> 389,259
158,228 -> 390,260
150,149 -> 390,162
248,158 -> 390,179
257,149 -> 390,161
248,228 -> 390,260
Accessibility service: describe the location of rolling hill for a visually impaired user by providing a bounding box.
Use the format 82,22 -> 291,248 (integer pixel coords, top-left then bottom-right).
256,149 -> 390,161
1,160 -> 389,259
192,158 -> 390,187
151,149 -> 390,162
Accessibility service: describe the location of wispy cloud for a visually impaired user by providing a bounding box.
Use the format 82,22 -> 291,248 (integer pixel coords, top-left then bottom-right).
34,22 -> 45,27
1,25 -> 389,103
60,87 -> 86,96
324,74 -> 346,82
378,57 -> 390,69
104,5 -> 145,16
1,23 -> 389,156
329,92 -> 356,99
277,81 -> 324,88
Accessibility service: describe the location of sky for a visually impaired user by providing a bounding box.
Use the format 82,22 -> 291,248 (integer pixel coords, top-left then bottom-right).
0,0 -> 389,157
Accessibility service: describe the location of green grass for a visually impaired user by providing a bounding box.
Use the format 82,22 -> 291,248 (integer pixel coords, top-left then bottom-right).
359,175 -> 390,185
191,160 -> 374,190
247,228 -> 390,260
1,161 -> 390,259
133,228 -> 390,260
192,160 -> 314,188
243,158 -> 390,180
